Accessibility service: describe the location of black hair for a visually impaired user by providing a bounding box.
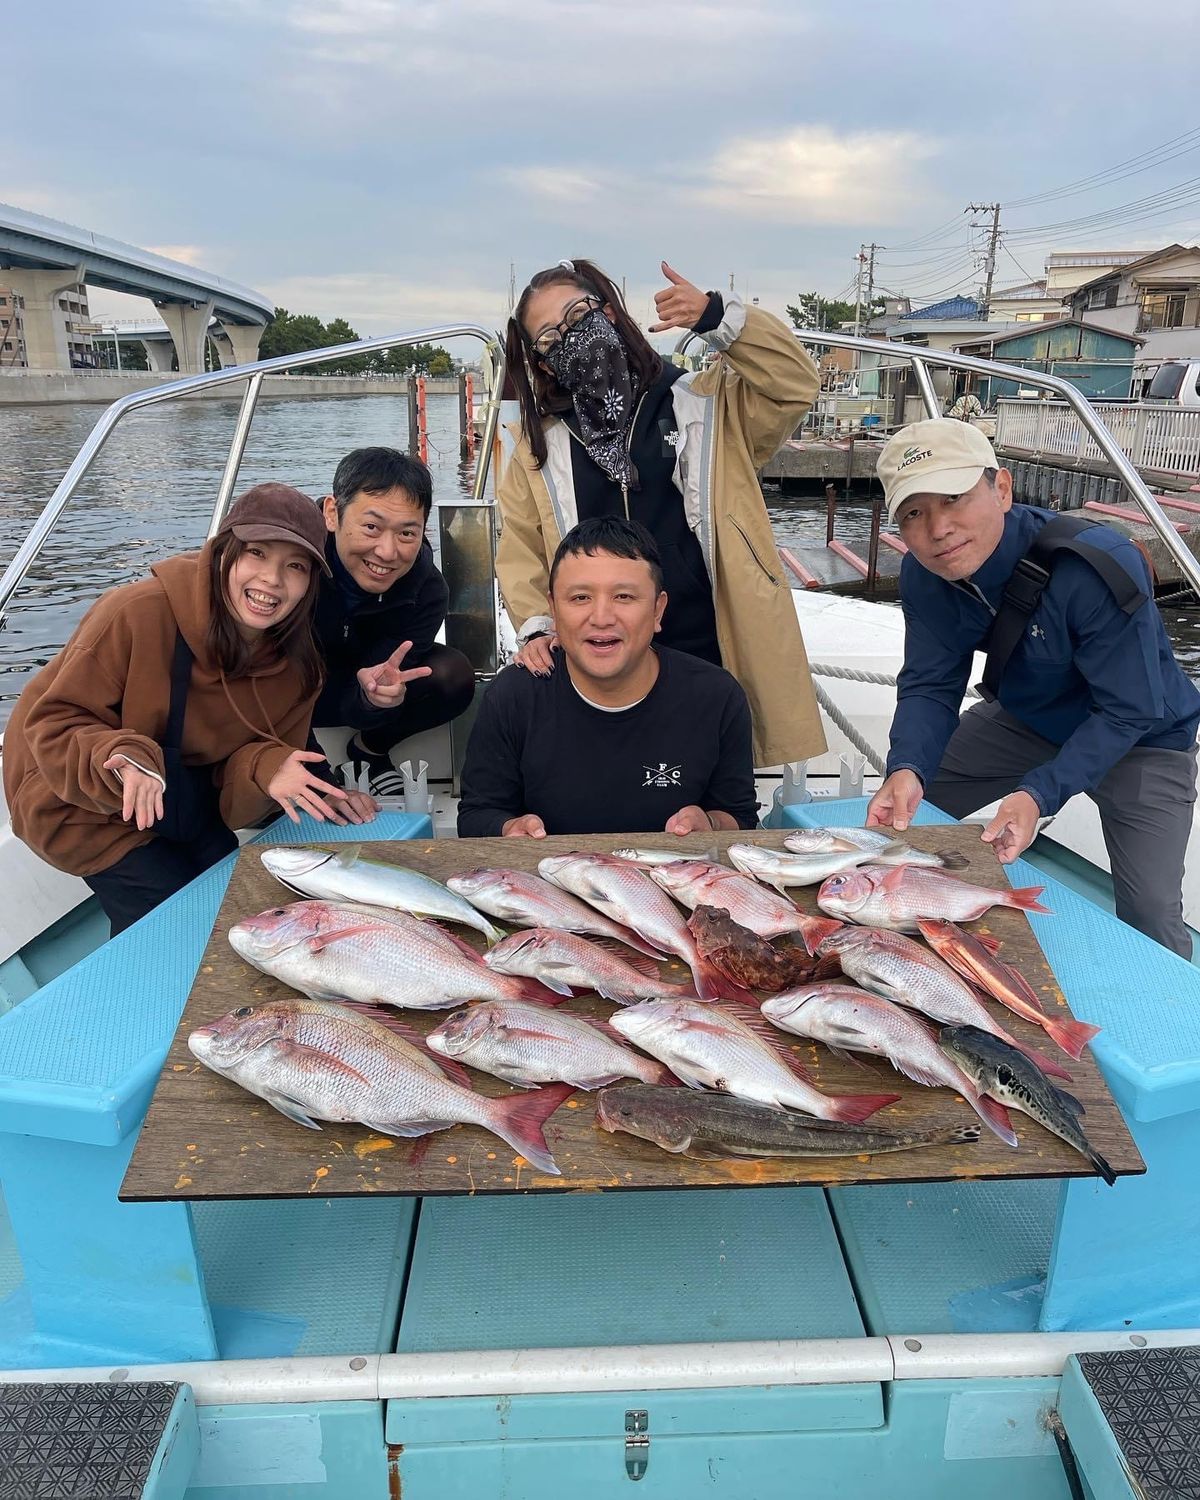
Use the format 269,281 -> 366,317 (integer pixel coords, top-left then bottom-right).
982,467 -> 998,485
505,258 -> 663,469
330,447 -> 433,520
548,516 -> 665,596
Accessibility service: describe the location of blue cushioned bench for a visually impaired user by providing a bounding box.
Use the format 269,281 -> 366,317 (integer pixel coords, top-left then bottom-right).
779,796 -> 1200,1333
0,811 -> 431,1368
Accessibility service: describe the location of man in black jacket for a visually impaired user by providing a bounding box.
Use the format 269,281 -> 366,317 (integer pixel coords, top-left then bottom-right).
312,448 -> 475,794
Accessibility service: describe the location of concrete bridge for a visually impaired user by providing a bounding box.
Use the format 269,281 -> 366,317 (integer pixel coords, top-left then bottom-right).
0,203 -> 272,375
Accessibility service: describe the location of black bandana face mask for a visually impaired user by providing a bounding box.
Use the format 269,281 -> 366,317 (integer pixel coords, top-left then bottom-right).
541,309 -> 639,491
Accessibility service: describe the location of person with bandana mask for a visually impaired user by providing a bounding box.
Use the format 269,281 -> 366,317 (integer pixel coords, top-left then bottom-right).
498,258 -> 827,769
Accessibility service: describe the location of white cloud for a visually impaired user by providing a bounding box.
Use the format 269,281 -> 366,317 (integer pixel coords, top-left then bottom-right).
145,244 -> 207,267
266,271 -> 511,335
694,125 -> 938,225
504,167 -> 606,204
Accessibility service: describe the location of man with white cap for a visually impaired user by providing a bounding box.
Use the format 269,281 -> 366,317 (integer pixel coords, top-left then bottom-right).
866,418 -> 1200,956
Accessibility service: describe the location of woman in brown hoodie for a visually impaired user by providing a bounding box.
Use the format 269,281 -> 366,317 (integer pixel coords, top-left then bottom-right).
3,483 -> 367,934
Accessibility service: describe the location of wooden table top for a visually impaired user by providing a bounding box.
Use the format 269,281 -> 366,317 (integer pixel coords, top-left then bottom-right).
121,826 -> 1143,1201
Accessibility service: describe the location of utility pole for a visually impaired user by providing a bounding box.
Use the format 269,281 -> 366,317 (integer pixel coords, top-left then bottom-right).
729,271 -> 735,294
966,203 -> 1001,318
864,243 -> 882,326
852,248 -> 868,336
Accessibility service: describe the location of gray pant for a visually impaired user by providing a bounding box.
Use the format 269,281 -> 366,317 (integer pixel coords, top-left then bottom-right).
928,700 -> 1197,958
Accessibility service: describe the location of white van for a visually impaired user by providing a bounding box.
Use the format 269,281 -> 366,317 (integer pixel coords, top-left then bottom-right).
1144,359 -> 1200,407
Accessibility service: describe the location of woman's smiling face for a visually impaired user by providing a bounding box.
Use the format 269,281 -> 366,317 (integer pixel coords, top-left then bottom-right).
224,539 -> 314,636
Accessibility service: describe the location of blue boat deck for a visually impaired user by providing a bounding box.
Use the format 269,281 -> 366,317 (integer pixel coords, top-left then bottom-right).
1,799 -> 1199,1497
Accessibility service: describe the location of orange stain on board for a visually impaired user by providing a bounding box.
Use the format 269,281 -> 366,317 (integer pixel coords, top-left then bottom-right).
307,1165 -> 331,1193
353,1138 -> 394,1159
174,1174 -> 193,1190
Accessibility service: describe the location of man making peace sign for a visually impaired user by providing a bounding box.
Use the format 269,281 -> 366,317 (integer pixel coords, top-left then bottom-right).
311,447 -> 476,797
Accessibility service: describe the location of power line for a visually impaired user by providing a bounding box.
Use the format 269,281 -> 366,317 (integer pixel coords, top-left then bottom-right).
1007,126 -> 1200,209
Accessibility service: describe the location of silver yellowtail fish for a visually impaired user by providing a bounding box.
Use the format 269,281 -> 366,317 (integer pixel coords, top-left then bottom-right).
761,982 -> 1017,1146
188,997 -> 571,1174
427,1000 -> 676,1090
261,846 -> 502,943
483,928 -> 698,1003
783,828 -> 969,870
817,927 -> 1073,1082
816,864 -> 1050,930
596,1083 -> 981,1160
445,868 -> 663,959
228,900 -> 561,1010
609,999 -> 900,1121
939,1024 -> 1115,1185
611,846 -> 720,867
537,854 -> 743,1002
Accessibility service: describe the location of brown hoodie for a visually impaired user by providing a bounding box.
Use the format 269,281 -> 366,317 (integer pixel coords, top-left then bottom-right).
3,543 -> 320,877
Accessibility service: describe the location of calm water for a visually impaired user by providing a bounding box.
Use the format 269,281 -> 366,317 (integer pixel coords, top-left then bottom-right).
3,408 -> 1199,730
0,393 -> 486,727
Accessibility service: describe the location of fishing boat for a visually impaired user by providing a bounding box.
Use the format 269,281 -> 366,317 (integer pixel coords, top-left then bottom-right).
0,326 -> 1197,1499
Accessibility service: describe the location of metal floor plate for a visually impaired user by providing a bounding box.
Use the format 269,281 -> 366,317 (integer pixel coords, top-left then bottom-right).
398,1186 -> 865,1353
1076,1346 -> 1200,1499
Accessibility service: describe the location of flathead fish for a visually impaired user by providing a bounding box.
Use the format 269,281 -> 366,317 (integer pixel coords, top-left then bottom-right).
188,996 -> 570,1173
596,1083 -> 981,1160
817,864 -> 1049,930
939,1024 -> 1115,1185
641,858 -> 842,954
916,918 -> 1101,1060
687,905 -> 821,994
784,827 -> 969,870
427,1000 -> 676,1089
761,982 -> 1017,1145
483,928 -> 697,1003
608,998 -> 900,1121
818,926 -> 1073,1082
228,900 -> 561,1010
445,867 -> 663,958
261,846 -> 502,943
537,854 -> 743,1001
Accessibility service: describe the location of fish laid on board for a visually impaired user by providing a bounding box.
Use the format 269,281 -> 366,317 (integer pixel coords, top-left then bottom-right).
537,854 -> 744,1002
687,905 -> 822,994
783,827 -> 969,871
445,868 -> 664,959
228,900 -> 562,1011
261,846 -> 502,943
818,926 -> 1073,1082
728,840 -> 890,889
427,999 -> 677,1090
760,982 -> 1017,1146
939,1024 -> 1116,1185
608,999 -> 900,1121
188,997 -> 571,1174
483,928 -> 697,1003
916,918 -> 1101,1060
641,859 -> 842,954
612,846 -> 719,867
595,1083 -> 981,1160
817,864 -> 1050,930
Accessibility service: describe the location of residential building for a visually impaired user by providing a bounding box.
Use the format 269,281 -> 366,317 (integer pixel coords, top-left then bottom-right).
987,279 -> 1065,323
953,319 -> 1142,404
0,287 -> 26,368
1044,251 -> 1143,300
1065,244 -> 1200,370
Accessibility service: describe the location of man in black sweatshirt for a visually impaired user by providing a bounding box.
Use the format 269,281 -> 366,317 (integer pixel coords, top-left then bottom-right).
457,517 -> 758,838
313,448 -> 475,794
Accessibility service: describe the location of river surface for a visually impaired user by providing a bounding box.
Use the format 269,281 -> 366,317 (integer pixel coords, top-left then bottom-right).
2,398 -> 1199,729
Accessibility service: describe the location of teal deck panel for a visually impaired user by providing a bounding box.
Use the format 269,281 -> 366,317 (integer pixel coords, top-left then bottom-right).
0,810 -> 432,1145
828,1179 -> 1060,1335
192,1197 -> 417,1359
779,796 -> 1200,1122
398,1187 -> 863,1353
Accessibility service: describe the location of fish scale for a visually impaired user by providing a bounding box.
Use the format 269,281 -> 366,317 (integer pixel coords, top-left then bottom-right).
446,867 -> 665,958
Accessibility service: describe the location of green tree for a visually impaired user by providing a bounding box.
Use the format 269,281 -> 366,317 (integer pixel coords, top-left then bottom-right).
787,292 -> 885,331
321,317 -> 370,374
426,348 -> 454,377
259,307 -> 327,362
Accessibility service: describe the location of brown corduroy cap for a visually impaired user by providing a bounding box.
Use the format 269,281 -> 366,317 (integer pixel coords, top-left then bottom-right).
218,483 -> 332,576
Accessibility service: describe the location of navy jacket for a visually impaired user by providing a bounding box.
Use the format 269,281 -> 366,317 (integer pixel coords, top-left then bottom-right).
887,505 -> 1200,815
312,533 -> 448,724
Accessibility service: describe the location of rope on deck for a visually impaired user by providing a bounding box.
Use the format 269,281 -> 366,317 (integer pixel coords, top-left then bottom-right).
811,661 -> 981,701
811,681 -> 887,774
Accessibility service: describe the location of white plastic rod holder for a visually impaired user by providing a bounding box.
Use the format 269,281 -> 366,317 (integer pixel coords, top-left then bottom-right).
399,759 -> 430,815
839,753 -> 866,799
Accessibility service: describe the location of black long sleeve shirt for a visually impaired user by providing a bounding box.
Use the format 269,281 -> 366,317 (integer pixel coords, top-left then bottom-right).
457,646 -> 759,837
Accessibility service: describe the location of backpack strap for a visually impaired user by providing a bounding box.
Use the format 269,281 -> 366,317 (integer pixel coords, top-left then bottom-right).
977,514 -> 1148,702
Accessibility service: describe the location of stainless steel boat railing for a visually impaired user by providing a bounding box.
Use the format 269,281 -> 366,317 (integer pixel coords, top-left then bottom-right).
0,324 -> 505,623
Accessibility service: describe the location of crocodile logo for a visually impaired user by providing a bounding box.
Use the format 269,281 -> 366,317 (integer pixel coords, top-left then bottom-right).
897,445 -> 934,471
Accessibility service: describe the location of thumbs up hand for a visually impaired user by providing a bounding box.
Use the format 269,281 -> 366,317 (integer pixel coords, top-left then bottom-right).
356,641 -> 433,709
649,261 -> 710,333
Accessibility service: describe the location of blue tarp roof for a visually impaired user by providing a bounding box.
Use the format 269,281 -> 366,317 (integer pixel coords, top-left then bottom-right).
899,295 -> 981,320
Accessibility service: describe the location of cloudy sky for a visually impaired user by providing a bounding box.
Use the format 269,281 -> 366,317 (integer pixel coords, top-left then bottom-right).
11,0 -> 1200,346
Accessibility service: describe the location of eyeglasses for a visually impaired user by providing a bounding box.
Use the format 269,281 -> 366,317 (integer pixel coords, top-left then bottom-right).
529,295 -> 602,357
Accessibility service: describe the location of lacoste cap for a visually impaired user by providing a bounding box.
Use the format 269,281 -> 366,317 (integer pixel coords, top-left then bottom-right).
218,482 -> 332,576
877,419 -> 999,524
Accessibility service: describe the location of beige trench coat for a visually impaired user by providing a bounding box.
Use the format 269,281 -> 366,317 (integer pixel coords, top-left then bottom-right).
495,297 -> 828,767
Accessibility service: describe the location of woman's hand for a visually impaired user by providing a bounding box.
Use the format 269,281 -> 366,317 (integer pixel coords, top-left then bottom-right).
267,749 -> 356,825
341,789 -> 381,825
649,262 -> 710,333
103,756 -> 164,831
515,633 -> 558,676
